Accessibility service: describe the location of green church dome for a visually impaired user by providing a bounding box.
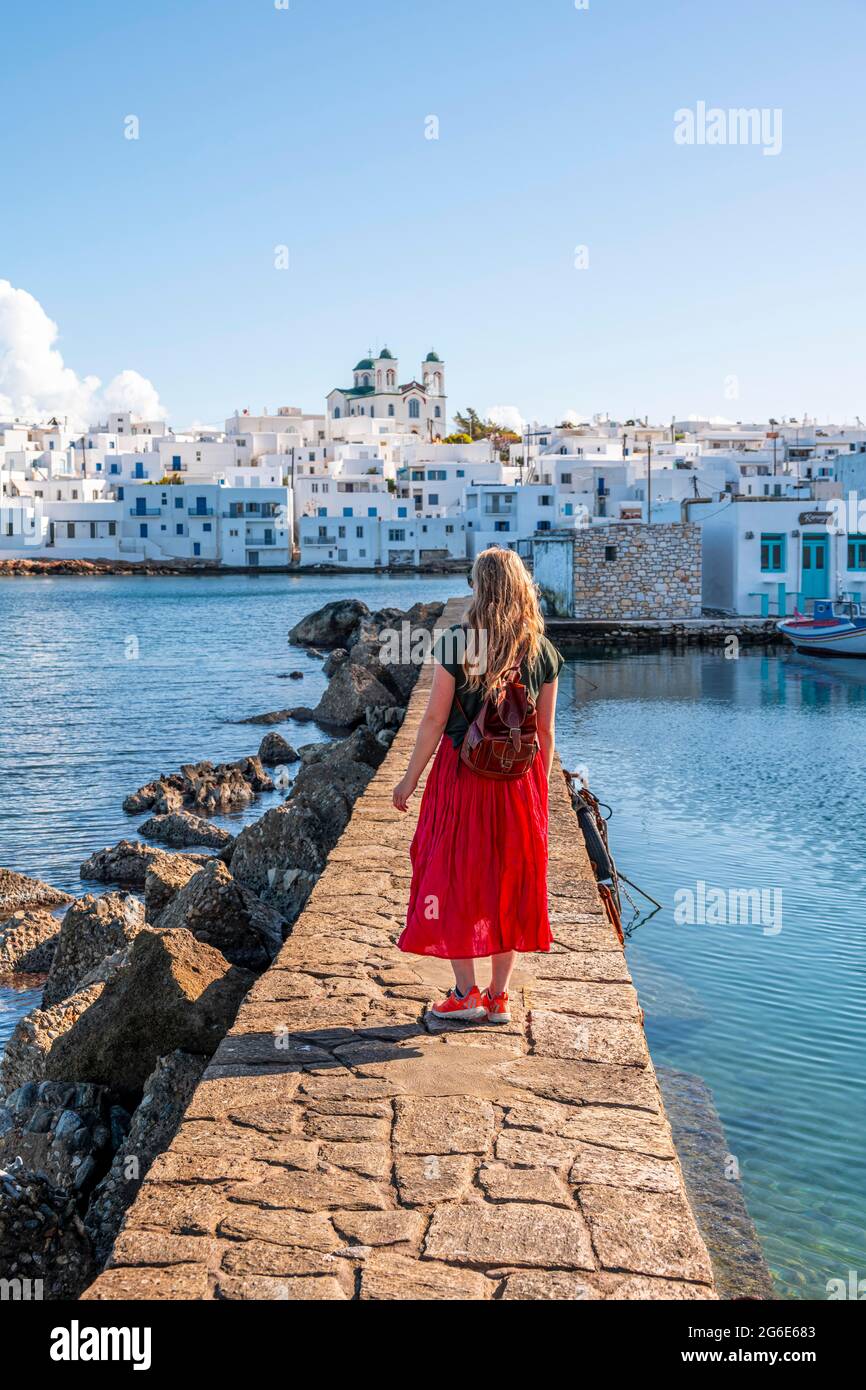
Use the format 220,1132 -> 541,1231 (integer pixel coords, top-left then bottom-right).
379,347 -> 394,359
425,351 -> 441,362
354,358 -> 374,371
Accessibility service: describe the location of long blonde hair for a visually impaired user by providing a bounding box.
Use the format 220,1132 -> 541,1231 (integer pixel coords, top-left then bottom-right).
462,547 -> 545,695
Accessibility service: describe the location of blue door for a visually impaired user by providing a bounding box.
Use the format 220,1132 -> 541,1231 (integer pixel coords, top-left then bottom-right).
801,534 -> 830,601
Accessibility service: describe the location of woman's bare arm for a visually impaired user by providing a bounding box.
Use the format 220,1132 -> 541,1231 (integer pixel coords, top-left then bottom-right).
536,678 -> 558,781
392,663 -> 456,811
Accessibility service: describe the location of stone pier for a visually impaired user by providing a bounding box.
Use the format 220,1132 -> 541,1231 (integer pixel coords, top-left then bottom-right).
84,598 -> 715,1302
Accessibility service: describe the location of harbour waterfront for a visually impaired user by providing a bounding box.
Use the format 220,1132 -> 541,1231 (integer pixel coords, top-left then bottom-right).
1,575 -> 864,1298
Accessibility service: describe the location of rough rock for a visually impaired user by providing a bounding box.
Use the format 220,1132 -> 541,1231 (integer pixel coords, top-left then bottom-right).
85,1050 -> 207,1266
0,983 -> 105,1097
228,724 -> 385,922
44,929 -> 255,1099
81,840 -> 209,890
257,732 -> 299,766
322,648 -> 349,677
139,811 -> 234,851
0,868 -> 71,919
43,893 -> 145,1008
0,1160 -> 96,1300
0,908 -> 61,972
153,859 -> 284,970
0,1079 -> 128,1197
312,662 -> 397,729
288,598 -> 371,649
123,757 -> 272,817
143,854 -> 205,921
228,801 -> 324,923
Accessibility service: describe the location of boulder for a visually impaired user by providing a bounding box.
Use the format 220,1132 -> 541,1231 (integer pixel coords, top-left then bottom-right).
44,929 -> 254,1099
122,776 -> 185,816
143,854 -> 209,922
228,801 -> 326,922
0,908 -> 61,973
322,648 -> 349,677
312,662 -> 397,730
43,894 -> 145,1008
0,869 -> 71,919
0,1160 -> 96,1300
85,1050 -> 207,1266
257,732 -> 299,767
0,1080 -> 128,1198
0,983 -> 105,1098
298,725 -> 386,773
153,859 -> 284,970
80,841 -> 209,890
139,811 -> 234,851
288,598 -> 371,649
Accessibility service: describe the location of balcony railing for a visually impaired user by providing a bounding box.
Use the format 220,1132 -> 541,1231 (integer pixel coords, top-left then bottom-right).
129,507 -> 161,516
187,507 -> 215,517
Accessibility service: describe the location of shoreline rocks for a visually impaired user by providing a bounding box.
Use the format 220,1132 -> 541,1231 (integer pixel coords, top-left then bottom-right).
153,859 -> 284,971
257,732 -> 299,767
85,1050 -> 207,1267
43,894 -> 145,1009
0,908 -> 62,973
80,841 -> 210,890
123,756 -> 273,818
139,811 -> 234,851
0,869 -> 72,920
44,928 -> 254,1100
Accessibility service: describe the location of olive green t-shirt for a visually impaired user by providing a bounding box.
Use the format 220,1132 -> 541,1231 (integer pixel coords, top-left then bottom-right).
433,623 -> 564,749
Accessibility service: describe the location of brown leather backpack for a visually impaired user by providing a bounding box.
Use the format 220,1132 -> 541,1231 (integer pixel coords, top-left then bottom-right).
455,667 -> 539,780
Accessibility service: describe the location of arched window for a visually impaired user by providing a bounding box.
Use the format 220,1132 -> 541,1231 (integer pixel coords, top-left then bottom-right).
362,374 -> 370,387
377,371 -> 382,387
388,404 -> 395,417
387,370 -> 395,387
408,399 -> 420,419
434,406 -> 441,418
334,407 -> 341,418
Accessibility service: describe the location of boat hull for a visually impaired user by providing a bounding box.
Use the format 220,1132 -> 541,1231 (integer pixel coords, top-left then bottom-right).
778,623 -> 866,657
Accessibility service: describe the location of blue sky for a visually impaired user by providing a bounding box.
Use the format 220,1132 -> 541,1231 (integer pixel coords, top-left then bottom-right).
2,0 -> 865,428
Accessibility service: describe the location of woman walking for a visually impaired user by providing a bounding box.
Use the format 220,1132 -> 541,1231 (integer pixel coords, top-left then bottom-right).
393,547 -> 563,1023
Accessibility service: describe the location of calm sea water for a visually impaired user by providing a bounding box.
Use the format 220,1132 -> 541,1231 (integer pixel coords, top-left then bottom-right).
555,648 -> 866,1302
0,575 -> 863,1299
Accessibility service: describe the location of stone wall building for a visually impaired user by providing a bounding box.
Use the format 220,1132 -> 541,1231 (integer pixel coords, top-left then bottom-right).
572,522 -> 702,619
530,522 -> 702,619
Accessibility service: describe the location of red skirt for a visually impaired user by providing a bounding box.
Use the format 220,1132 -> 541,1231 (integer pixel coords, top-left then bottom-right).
398,737 -> 553,959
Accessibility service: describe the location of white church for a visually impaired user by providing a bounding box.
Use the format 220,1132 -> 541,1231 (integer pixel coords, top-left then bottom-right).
326,348 -> 447,437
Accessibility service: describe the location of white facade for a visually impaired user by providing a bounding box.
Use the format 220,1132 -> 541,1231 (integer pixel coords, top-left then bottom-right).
327,348 -> 447,439
119,482 -> 292,566
698,497 -> 866,615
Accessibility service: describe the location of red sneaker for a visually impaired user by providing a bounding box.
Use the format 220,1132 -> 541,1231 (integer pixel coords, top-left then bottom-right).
430,985 -> 486,1021
483,988 -> 511,1024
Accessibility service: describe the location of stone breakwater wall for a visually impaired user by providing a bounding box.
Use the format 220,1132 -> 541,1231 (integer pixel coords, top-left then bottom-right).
548,616 -> 783,649
572,522 -> 702,621
83,598 -> 716,1302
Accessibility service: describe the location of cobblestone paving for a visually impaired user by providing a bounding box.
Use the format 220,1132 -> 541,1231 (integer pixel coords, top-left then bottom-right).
84,599 -> 716,1302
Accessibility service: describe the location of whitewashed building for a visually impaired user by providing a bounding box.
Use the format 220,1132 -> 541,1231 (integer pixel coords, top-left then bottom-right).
327,349 -> 447,439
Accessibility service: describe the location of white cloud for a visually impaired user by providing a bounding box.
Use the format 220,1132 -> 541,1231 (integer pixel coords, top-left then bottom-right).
485,404 -> 524,434
560,409 -> 591,426
0,280 -> 165,431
